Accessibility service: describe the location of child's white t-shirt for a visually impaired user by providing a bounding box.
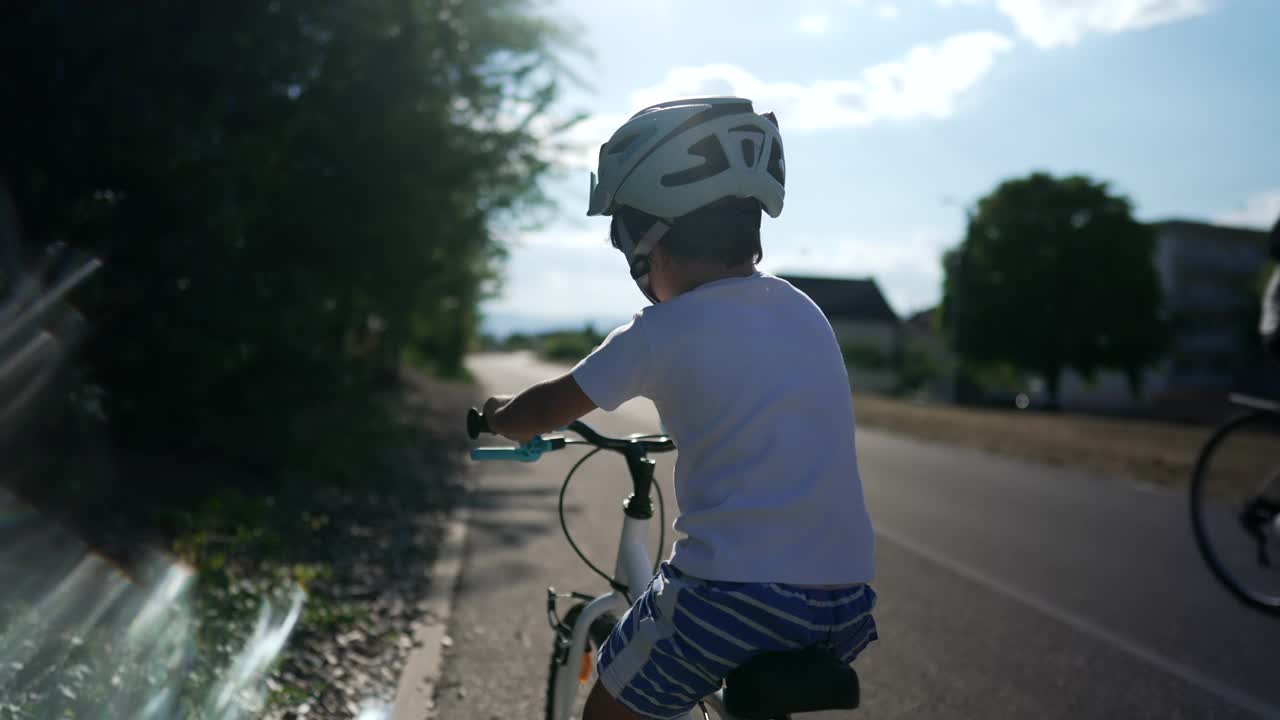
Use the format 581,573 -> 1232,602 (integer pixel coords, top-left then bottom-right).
571,271 -> 875,585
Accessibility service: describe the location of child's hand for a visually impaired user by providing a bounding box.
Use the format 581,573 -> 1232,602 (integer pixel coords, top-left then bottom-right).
482,395 -> 522,442
482,394 -> 514,420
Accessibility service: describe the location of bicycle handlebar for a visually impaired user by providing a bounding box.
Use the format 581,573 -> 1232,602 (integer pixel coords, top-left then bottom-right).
466,408 -> 492,439
563,419 -> 675,453
471,436 -> 566,462
465,408 -> 675,462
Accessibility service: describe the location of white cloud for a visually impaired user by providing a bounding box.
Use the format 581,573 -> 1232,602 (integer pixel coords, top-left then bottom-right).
937,0 -> 1212,48
510,227 -> 609,251
794,14 -> 833,34
877,3 -> 901,20
544,112 -> 627,171
1214,189 -> 1280,230
764,228 -> 949,279
490,226 -> 953,322
545,31 -> 1013,170
487,239 -> 639,320
761,227 -> 952,313
624,31 -> 1013,133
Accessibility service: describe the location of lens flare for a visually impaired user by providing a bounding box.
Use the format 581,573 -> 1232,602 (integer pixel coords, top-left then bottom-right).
0,488 -> 310,719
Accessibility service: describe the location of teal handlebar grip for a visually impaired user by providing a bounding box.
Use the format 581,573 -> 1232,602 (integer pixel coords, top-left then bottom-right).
469,436 -> 563,462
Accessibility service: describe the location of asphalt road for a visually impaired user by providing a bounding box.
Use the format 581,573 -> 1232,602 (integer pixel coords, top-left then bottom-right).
432,352 -> 1280,719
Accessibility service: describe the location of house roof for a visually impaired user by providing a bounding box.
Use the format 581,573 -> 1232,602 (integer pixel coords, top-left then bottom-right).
778,275 -> 899,324
906,306 -> 939,332
1151,219 -> 1270,245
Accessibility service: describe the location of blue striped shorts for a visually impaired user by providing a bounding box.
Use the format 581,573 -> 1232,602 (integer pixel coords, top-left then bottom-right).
596,562 -> 878,719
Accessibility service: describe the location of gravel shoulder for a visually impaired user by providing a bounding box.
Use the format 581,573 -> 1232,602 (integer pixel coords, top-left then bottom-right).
852,393 -> 1213,489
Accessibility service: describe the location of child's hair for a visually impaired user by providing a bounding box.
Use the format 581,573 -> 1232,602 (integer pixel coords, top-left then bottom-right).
611,197 -> 763,267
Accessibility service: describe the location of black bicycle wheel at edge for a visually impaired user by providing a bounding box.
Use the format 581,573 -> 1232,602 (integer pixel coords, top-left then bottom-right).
544,602 -> 619,720
1189,410 -> 1280,615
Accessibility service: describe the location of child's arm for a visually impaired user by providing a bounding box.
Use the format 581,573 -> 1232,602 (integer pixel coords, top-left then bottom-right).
483,372 -> 597,443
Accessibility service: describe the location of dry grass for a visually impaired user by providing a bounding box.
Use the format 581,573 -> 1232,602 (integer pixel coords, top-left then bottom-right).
852,393 -> 1218,489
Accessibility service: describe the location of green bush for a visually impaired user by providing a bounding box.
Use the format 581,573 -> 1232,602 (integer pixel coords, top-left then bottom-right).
501,332 -> 539,352
2,0 -> 574,495
840,341 -> 889,370
895,345 -> 943,395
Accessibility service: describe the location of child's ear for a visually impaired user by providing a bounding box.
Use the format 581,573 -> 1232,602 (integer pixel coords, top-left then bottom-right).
650,244 -> 672,270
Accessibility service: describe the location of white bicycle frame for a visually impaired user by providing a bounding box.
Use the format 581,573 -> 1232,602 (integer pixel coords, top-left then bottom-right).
466,416 -> 782,719
547,507 -> 742,720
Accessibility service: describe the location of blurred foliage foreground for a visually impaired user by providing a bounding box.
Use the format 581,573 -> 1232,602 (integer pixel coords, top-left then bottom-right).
1,0 -> 573,477
2,371 -> 474,718
0,0 -> 576,715
480,325 -> 608,363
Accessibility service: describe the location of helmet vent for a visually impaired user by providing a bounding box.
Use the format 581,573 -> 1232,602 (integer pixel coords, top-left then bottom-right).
729,125 -> 766,168
766,139 -> 785,185
659,135 -> 730,187
608,133 -> 645,158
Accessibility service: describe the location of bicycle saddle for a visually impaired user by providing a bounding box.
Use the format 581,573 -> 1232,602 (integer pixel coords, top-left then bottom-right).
722,647 -> 860,718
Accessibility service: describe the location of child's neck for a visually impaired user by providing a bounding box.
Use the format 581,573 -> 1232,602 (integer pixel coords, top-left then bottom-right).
671,262 -> 756,297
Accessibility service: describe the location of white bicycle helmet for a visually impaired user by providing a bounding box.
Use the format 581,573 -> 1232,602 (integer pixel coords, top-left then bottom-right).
587,96 -> 785,302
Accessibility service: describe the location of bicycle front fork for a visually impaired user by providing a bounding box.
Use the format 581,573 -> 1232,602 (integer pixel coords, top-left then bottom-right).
1241,497 -> 1280,568
547,587 -> 594,634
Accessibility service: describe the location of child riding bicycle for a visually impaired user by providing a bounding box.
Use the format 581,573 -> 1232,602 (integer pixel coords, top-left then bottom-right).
480,97 -> 878,720
1261,215 -> 1280,359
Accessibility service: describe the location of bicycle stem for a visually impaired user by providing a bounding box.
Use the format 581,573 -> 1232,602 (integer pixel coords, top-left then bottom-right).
622,447 -> 656,520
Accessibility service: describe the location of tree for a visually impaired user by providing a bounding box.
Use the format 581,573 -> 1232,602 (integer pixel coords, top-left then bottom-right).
941,172 -> 1170,408
0,1 -> 574,482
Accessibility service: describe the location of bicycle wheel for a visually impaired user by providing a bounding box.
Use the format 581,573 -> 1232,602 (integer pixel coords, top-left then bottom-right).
1189,410 -> 1280,615
544,602 -> 618,720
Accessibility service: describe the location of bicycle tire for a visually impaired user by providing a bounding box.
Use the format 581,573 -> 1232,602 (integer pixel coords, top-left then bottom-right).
544,602 -> 618,720
1189,410 -> 1280,615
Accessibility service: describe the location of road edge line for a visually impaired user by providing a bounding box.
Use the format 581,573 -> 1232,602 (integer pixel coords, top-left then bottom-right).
391,503 -> 470,720
875,524 -> 1280,720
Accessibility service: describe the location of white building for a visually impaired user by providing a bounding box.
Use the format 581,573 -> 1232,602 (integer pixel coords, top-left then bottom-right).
1058,219 -> 1271,416
779,275 -> 902,393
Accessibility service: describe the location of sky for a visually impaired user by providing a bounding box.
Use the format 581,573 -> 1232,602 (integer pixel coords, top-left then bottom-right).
481,0 -> 1280,335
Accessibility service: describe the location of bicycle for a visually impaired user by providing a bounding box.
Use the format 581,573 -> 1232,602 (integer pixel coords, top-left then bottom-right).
466,409 -> 861,720
1189,393 -> 1280,616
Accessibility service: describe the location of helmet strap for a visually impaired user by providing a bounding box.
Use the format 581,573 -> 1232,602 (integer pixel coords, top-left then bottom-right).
617,219 -> 669,304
